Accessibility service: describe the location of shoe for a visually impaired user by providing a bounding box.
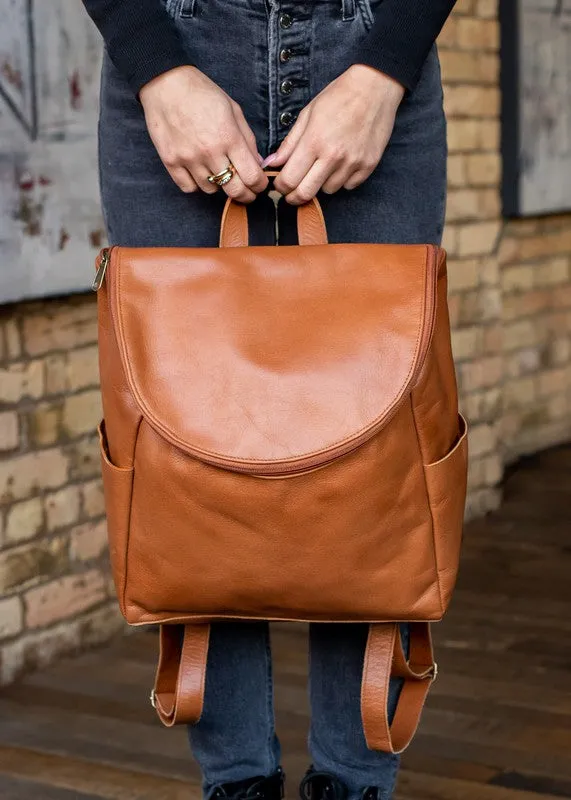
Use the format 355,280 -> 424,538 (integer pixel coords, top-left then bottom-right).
300,769 -> 347,800
210,768 -> 285,800
300,769 -> 381,800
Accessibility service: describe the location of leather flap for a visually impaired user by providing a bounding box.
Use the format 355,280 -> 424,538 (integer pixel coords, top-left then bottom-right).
110,243 -> 440,475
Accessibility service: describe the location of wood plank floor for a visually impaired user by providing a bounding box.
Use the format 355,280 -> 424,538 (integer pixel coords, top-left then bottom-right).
0,444 -> 569,799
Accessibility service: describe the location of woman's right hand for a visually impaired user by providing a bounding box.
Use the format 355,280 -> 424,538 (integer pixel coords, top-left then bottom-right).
139,66 -> 268,203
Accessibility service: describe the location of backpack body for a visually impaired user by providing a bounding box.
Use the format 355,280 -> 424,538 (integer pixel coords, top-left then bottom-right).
96,197 -> 468,752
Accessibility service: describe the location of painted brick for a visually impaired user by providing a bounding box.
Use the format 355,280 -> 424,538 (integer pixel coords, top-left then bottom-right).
81,479 -> 105,518
463,387 -> 502,423
70,520 -> 108,562
459,356 -> 503,392
476,0 -> 497,18
3,320 -> 21,361
4,498 -> 44,545
505,377 -> 537,409
0,412 -> 19,452
444,86 -> 500,118
66,435 -> 101,481
67,345 -> 100,391
468,423 -> 496,458
62,391 -> 102,438
45,486 -> 81,532
536,258 -> 569,287
24,570 -> 107,629
456,18 -> 499,50
458,222 -> 501,257
451,326 -> 483,361
45,354 -> 69,395
466,153 -> 501,187
447,155 -> 467,188
0,448 -> 68,505
538,368 -> 568,398
0,603 -> 124,685
447,259 -> 480,292
439,50 -> 497,84
502,265 -> 535,292
0,538 -> 68,594
28,403 -> 63,447
0,361 -> 44,404
22,300 -> 98,357
0,596 -> 23,641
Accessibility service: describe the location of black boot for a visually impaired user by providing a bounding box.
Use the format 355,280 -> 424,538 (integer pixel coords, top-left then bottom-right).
300,769 -> 382,800
300,769 -> 348,800
210,768 -> 285,800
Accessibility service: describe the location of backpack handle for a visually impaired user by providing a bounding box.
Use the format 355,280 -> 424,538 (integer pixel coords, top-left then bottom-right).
219,171 -> 328,247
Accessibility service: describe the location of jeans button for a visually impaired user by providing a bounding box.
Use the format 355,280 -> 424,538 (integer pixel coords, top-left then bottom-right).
279,111 -> 294,127
280,79 -> 294,95
279,12 -> 293,28
280,48 -> 293,63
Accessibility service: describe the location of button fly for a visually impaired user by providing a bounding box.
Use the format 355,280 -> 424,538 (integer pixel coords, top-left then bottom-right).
280,48 -> 293,63
279,111 -> 294,127
279,12 -> 293,28
280,79 -> 294,95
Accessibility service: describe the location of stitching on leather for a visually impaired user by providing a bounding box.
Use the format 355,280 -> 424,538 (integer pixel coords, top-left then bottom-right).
113,245 -> 436,469
120,405 -> 143,616
410,394 -> 444,615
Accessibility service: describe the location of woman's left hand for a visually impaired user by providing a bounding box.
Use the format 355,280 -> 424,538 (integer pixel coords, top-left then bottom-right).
269,65 -> 404,204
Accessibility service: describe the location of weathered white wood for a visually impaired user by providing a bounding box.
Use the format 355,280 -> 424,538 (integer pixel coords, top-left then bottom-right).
519,0 -> 571,214
0,0 -> 103,303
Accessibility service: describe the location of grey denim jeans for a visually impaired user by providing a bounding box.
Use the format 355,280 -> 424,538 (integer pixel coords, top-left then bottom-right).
98,0 -> 447,797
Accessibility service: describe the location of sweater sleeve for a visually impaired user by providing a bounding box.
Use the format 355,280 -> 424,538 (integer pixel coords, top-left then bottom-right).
82,0 -> 192,95
353,0 -> 456,92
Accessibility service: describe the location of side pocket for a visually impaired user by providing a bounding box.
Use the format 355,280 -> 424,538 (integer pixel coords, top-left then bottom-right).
98,421 -> 134,620
424,414 -> 468,614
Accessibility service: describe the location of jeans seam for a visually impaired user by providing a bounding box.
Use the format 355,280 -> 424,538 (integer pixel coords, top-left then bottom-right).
264,624 -> 277,773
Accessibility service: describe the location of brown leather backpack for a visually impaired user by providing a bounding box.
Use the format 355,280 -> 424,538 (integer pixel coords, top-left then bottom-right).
95,192 -> 468,754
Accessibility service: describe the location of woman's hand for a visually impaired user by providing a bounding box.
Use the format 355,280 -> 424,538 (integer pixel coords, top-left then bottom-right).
140,66 -> 268,203
270,65 -> 405,204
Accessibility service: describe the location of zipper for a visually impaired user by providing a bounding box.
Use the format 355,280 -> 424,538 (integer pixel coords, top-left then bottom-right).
92,247 -> 112,291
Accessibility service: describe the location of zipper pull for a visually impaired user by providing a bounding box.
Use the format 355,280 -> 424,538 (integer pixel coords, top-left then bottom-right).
92,248 -> 111,291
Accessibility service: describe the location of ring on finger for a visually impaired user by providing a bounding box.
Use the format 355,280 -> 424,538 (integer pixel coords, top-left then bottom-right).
207,163 -> 236,187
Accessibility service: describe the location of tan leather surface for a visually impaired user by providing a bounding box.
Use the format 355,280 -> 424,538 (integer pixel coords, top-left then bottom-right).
361,622 -> 435,753
109,243 -> 437,473
153,624 -> 210,727
96,196 -> 468,751
220,193 -> 328,247
98,421 -> 133,617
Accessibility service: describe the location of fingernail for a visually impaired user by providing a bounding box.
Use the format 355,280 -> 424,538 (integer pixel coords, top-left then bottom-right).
261,153 -> 277,168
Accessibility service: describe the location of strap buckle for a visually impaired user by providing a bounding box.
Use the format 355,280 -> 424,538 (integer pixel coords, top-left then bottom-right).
429,661 -> 438,682
150,689 -> 157,709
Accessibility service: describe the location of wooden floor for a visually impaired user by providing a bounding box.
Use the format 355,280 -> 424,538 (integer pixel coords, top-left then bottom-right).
0,445 -> 570,799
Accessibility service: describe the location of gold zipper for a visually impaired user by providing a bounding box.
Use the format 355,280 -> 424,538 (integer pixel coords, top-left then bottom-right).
92,247 -> 111,291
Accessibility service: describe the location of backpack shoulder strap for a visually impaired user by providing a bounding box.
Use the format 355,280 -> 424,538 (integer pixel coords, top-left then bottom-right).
361,622 -> 436,753
152,623 -> 210,727
151,620 -> 435,754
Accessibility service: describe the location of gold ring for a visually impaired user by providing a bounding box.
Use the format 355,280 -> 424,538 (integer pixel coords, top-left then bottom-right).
207,163 -> 235,186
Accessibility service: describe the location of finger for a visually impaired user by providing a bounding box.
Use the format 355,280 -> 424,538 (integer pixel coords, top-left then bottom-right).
270,110 -> 310,168
168,166 -> 199,194
322,164 -> 354,195
274,142 -> 317,197
198,156 -> 256,204
344,164 -> 376,191
228,138 -> 269,195
284,158 -> 334,205
232,104 -> 263,162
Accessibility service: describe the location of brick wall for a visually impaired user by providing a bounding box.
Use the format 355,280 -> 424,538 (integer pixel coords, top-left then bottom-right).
0,0 -> 570,684
0,297 -> 123,684
440,0 -> 571,517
